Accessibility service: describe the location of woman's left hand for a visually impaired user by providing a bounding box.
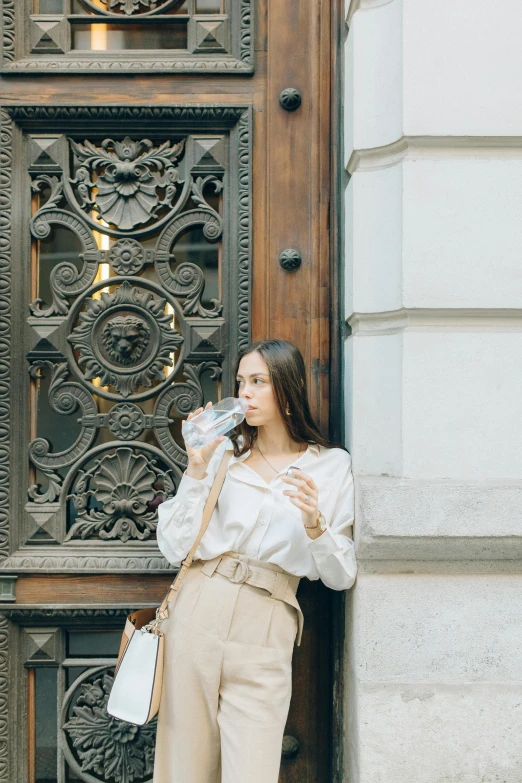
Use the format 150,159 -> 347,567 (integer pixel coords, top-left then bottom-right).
281,468 -> 320,530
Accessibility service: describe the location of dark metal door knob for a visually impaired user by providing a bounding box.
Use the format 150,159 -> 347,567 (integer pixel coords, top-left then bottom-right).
279,88 -> 302,112
279,249 -> 302,271
281,734 -> 300,759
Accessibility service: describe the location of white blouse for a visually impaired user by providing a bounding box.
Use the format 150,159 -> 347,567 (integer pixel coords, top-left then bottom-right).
157,438 -> 357,591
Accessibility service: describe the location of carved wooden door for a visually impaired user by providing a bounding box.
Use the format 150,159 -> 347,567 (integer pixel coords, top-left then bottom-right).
0,1 -> 341,781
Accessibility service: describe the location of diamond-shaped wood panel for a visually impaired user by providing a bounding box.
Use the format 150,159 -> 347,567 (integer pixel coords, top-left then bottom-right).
193,19 -> 228,53
23,628 -> 59,664
29,17 -> 67,54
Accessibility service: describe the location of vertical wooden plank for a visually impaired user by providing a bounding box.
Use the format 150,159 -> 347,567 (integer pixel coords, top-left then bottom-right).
27,668 -> 35,783
251,0 -> 269,342
329,1 -> 349,776
263,0 -> 331,430
282,580 -> 332,782
329,0 -> 347,446
312,0 -> 333,432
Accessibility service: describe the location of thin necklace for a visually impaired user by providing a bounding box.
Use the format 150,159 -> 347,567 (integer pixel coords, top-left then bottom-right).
255,442 -> 305,474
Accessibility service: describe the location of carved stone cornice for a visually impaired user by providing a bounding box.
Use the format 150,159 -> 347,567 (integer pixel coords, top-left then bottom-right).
7,105 -> 248,131
1,605 -> 152,626
3,56 -> 253,74
0,108 -> 11,783
236,108 -> 252,352
0,109 -> 12,566
0,615 -> 6,779
0,549 -> 172,573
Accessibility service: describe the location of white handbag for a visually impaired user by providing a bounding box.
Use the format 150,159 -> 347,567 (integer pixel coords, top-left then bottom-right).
107,450 -> 232,725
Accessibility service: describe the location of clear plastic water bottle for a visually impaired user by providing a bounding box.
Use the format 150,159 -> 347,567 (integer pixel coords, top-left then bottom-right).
181,397 -> 250,449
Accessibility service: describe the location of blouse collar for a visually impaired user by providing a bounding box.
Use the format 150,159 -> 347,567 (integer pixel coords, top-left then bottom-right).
226,439 -> 320,464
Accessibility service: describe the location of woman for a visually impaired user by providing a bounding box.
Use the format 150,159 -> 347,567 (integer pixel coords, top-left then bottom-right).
153,339 -> 357,783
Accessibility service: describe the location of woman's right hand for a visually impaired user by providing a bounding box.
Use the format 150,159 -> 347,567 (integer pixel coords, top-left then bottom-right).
183,401 -> 226,478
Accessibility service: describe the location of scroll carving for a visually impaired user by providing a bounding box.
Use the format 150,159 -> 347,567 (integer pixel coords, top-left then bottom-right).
29,177 -> 99,317
28,363 -> 98,486
153,361 -> 222,466
155,208 -> 223,318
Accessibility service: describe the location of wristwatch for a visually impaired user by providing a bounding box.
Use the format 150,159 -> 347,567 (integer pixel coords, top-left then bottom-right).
305,510 -> 327,533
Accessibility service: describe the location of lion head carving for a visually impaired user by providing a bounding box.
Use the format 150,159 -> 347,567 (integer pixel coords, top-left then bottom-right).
101,315 -> 150,365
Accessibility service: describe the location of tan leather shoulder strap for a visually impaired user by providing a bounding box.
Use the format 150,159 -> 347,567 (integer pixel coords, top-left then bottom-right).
157,448 -> 232,618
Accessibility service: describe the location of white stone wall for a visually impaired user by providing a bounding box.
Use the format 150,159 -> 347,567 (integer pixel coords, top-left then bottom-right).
343,1 -> 522,780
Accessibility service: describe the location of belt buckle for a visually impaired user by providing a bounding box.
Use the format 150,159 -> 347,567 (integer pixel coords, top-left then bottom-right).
229,558 -> 251,584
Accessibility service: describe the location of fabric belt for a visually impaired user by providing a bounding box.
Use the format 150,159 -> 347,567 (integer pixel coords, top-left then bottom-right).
199,551 -> 304,646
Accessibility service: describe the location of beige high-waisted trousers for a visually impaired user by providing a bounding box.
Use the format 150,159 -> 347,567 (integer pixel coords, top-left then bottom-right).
152,551 -> 303,783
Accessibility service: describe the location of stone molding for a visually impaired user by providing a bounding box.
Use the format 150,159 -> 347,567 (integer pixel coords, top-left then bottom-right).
0,548 -> 172,573
346,0 -> 395,26
0,605 -> 152,626
355,476 -> 522,561
347,136 -> 522,174
0,109 -> 11,570
348,308 -> 522,336
8,105 -> 247,129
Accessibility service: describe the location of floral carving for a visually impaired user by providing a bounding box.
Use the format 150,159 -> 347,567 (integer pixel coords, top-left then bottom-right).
63,669 -> 156,783
69,136 -> 185,231
68,281 -> 184,397
66,447 -> 174,542
109,238 -> 145,275
107,403 -> 144,440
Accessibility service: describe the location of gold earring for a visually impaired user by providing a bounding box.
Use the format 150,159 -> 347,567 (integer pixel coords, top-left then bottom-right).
285,406 -> 290,415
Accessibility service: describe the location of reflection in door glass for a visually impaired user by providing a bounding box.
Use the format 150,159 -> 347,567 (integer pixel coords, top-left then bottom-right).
37,227 -> 83,312
196,0 -> 222,12
72,22 -> 188,50
35,668 -> 58,783
38,0 -> 63,12
35,366 -> 82,475
172,226 -> 219,308
67,630 -> 122,657
70,0 -> 190,12
29,128 -> 225,543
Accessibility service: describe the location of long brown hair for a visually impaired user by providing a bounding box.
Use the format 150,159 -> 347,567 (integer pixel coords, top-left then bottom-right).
229,339 -> 349,457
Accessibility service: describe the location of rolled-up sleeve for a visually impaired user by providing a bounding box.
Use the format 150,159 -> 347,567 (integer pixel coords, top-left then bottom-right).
156,441 -> 227,567
306,457 -> 357,590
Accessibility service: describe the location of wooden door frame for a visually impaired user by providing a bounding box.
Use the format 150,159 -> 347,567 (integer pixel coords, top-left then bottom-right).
330,0 -> 349,778
251,0 -> 348,777
0,0 -> 349,779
